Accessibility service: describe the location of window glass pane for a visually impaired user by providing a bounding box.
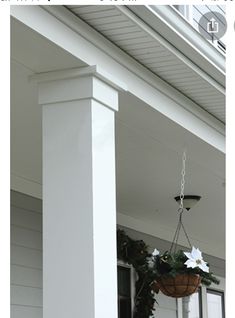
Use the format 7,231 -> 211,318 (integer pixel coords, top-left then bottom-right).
118,266 -> 131,297
183,291 -> 201,318
207,290 -> 224,318
118,266 -> 132,318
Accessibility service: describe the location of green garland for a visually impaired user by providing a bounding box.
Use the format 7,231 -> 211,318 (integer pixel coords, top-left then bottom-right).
117,229 -> 156,318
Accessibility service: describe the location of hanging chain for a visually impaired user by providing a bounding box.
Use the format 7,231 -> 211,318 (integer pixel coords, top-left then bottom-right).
170,151 -> 192,253
179,151 -> 186,211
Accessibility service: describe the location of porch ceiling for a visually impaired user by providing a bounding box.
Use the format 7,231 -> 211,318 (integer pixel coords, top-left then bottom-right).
66,5 -> 225,123
11,17 -> 225,259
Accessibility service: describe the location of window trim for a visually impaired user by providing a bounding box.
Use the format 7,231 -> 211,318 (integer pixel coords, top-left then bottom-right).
206,288 -> 225,318
117,261 -> 136,318
177,276 -> 225,318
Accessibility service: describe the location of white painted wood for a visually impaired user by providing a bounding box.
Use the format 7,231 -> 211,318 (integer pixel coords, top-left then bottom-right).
11,206 -> 42,232
154,308 -> 177,318
41,72 -> 118,318
68,5 -> 225,123
11,189 -> 42,213
11,305 -> 42,318
154,293 -> 177,318
11,245 -> 42,269
10,6 -> 225,151
11,191 -> 43,317
11,285 -> 42,307
201,286 -> 209,318
11,265 -> 42,288
11,226 -> 42,250
177,298 -> 183,318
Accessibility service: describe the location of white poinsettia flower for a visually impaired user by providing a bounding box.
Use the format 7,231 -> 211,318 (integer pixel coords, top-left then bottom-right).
184,246 -> 209,273
147,248 -> 160,268
152,248 -> 160,257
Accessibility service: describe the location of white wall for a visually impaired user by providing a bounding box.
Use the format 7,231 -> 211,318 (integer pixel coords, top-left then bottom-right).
10,192 -> 225,318
11,191 -> 42,318
154,293 -> 177,318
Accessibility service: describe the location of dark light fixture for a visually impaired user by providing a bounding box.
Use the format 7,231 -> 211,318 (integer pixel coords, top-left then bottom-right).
174,195 -> 201,211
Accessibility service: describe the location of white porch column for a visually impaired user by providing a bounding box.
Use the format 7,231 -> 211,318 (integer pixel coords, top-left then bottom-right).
36,66 -> 124,318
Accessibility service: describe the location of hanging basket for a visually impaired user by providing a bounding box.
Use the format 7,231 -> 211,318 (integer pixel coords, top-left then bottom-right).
151,273 -> 201,298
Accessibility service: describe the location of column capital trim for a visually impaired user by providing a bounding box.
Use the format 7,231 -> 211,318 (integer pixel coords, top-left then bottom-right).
30,65 -> 127,92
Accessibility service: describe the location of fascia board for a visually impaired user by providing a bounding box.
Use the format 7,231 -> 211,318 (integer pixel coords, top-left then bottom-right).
10,5 -> 225,153
128,5 -> 225,86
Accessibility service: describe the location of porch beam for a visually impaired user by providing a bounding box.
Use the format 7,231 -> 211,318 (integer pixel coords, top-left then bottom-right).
38,67 -> 119,318
11,5 -> 225,153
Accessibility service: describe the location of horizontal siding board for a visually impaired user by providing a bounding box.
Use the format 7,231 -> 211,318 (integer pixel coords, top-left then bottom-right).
11,191 -> 43,317
11,265 -> 42,288
11,225 -> 42,250
154,308 -> 177,318
11,285 -> 42,307
11,245 -> 42,269
11,305 -> 42,318
156,292 -> 177,310
11,206 -> 42,232
11,191 -> 42,213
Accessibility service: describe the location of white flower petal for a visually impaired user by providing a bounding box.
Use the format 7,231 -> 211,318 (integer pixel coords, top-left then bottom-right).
191,246 -> 202,260
185,260 -> 197,269
148,259 -> 155,268
184,251 -> 193,260
199,261 -> 209,273
152,248 -> 160,256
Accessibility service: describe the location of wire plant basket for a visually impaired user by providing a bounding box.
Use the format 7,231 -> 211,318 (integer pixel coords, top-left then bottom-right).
152,273 -> 201,298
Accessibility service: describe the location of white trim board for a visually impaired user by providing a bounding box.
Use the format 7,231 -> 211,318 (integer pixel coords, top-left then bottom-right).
11,5 -> 225,153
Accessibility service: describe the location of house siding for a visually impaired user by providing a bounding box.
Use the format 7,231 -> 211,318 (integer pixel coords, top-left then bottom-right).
10,191 -> 225,318
11,191 -> 42,318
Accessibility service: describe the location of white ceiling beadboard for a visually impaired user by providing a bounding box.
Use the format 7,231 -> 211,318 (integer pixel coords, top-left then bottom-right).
66,5 -> 225,123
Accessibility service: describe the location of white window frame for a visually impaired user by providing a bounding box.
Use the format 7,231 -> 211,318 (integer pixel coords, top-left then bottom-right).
177,276 -> 225,318
117,261 -> 136,318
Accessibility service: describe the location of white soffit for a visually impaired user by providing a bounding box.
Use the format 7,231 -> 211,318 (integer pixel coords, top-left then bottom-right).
66,5 -> 225,124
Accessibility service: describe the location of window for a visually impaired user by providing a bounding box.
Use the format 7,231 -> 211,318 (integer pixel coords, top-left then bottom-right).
182,289 -> 202,318
118,265 -> 132,318
178,278 -> 225,318
207,289 -> 225,318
